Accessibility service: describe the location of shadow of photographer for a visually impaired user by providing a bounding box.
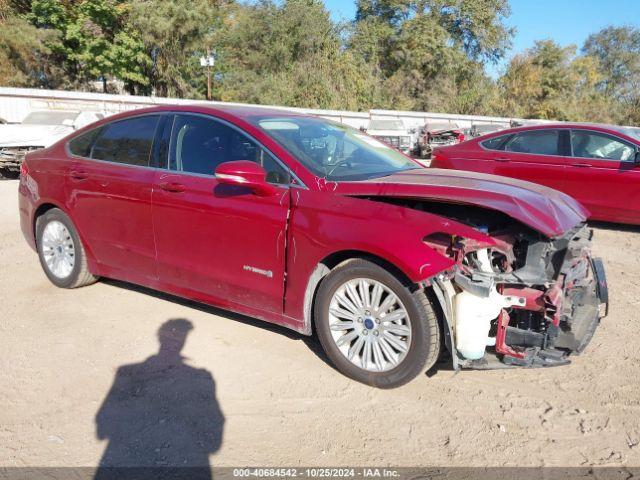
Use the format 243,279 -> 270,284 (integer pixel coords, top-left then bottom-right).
94,318 -> 224,480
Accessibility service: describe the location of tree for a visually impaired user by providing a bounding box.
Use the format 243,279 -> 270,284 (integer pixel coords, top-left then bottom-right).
498,40 -> 616,123
0,1 -> 60,87
215,0 -> 381,110
350,0 -> 513,112
583,26 -> 640,124
27,0 -> 150,93
353,1 -> 513,66
126,0 -> 224,98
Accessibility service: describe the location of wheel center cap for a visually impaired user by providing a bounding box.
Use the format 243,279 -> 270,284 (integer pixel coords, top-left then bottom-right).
364,318 -> 375,330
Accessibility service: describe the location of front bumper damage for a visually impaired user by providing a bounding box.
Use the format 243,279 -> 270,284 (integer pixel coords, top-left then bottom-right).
371,135 -> 413,154
0,146 -> 42,172
431,224 -> 608,370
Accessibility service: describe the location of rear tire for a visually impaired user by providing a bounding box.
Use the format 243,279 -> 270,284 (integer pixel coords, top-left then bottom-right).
36,208 -> 98,288
314,259 -> 441,388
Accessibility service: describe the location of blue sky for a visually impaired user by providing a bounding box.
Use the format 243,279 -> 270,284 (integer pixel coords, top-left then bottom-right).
322,0 -> 640,77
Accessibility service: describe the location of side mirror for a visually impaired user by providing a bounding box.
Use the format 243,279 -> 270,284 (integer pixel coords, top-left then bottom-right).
215,160 -> 277,196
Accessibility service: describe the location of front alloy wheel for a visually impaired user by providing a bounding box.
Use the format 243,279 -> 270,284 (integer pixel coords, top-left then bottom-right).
328,278 -> 412,372
315,259 -> 441,388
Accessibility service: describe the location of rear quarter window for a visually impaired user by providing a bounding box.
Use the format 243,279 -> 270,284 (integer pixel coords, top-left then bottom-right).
68,128 -> 102,158
480,134 -> 510,151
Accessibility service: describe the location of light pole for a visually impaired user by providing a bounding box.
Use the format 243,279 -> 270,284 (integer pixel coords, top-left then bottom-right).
199,50 -> 215,101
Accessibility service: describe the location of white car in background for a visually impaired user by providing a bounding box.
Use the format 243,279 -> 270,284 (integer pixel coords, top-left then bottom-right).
364,118 -> 413,154
0,110 -> 103,178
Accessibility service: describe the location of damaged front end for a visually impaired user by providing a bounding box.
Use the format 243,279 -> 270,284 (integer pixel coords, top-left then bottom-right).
426,221 -> 608,370
0,146 -> 42,174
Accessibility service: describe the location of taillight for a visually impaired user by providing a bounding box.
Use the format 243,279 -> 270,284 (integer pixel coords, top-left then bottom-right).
20,161 -> 28,177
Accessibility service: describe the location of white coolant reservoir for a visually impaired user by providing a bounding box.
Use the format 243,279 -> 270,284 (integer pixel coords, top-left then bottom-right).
455,287 -> 509,360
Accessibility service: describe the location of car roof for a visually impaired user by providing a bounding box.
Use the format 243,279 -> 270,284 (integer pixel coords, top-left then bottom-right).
80,103 -> 313,132
181,103 -> 309,119
475,122 -> 640,143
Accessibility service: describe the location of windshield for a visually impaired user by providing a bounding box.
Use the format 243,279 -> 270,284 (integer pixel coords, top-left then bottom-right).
615,126 -> 640,142
368,119 -> 405,131
475,124 -> 502,132
22,111 -> 79,126
426,122 -> 459,132
252,116 -> 419,181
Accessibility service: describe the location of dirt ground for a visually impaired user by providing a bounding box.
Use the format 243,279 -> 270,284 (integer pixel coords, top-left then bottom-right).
1,177 -> 639,469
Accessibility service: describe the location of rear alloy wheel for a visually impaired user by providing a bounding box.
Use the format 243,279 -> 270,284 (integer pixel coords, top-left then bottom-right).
36,208 -> 98,288
314,259 -> 440,388
42,220 -> 76,279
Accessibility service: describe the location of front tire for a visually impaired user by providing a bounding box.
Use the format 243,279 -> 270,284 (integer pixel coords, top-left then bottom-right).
36,208 -> 98,288
314,259 -> 441,388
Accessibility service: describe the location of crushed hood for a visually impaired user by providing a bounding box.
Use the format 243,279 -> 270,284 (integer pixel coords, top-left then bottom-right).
333,168 -> 589,238
0,124 -> 73,148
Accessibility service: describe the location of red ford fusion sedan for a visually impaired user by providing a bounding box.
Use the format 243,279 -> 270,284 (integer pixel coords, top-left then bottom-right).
18,105 -> 608,388
430,123 -> 640,225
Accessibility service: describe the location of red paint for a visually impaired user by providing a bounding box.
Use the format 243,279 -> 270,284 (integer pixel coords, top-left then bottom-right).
544,276 -> 565,328
495,310 -> 526,359
215,160 -> 278,196
500,286 -> 545,312
430,123 -> 640,225
334,168 -> 587,238
18,105 -> 590,333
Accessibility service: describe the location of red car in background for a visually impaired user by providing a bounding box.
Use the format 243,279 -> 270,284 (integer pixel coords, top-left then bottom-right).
18,106 -> 607,388
430,123 -> 640,225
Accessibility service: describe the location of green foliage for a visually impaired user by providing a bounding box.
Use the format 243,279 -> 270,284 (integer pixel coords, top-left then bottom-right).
0,0 -> 637,126
215,0 -> 381,110
126,0 -> 222,98
0,3 -> 61,87
24,0 -> 150,92
498,39 -> 618,123
350,0 -> 512,113
354,0 -> 513,65
583,26 -> 640,124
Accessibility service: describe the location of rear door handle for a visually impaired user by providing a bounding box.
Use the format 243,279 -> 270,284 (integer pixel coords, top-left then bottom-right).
494,157 -> 510,162
571,162 -> 592,168
158,181 -> 186,193
69,170 -> 89,180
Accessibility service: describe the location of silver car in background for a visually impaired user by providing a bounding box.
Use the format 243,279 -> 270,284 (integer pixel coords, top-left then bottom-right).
0,110 -> 103,178
469,123 -> 509,138
364,118 -> 413,154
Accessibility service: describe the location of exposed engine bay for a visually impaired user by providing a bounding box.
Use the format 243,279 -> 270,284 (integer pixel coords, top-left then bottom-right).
375,198 -> 608,369
415,125 -> 465,158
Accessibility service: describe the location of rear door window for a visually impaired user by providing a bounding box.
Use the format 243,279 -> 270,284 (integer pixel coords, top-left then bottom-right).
504,130 -> 560,156
571,130 -> 636,161
91,115 -> 160,167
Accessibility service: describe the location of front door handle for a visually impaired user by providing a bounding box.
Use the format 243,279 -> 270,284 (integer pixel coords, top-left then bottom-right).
158,181 -> 186,193
69,170 -> 89,180
571,162 -> 592,168
494,157 -> 510,162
